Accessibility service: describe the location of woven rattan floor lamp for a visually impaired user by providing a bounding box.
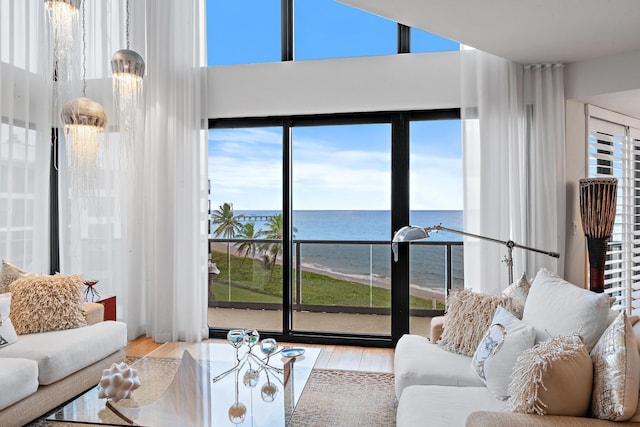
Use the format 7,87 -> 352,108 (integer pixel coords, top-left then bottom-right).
579,177 -> 618,293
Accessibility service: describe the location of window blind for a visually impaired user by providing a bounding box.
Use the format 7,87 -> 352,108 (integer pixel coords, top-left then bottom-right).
587,109 -> 640,315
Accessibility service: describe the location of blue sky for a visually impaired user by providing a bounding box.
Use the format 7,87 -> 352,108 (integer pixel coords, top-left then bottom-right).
207,0 -> 462,211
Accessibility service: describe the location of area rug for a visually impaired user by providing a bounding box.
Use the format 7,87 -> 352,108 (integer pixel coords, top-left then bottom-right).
28,365 -> 397,427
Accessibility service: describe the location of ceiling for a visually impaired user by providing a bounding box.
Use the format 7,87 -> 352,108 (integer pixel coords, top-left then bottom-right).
339,0 -> 640,118
338,0 -> 640,64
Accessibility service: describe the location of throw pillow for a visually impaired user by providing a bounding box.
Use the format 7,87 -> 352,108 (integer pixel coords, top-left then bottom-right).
522,268 -> 610,351
9,274 -> 87,334
0,260 -> 31,294
0,293 -> 18,347
438,289 -> 516,357
471,306 -> 536,400
591,311 -> 640,421
509,334 -> 593,416
502,272 -> 530,319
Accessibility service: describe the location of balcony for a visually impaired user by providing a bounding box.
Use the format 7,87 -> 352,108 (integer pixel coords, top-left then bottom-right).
207,238 -> 463,336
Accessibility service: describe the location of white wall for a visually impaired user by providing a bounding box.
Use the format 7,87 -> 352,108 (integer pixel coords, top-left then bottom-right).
563,100 -> 587,287
205,51 -> 461,118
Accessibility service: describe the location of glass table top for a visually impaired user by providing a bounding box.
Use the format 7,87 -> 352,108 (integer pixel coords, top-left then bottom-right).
48,342 -> 320,426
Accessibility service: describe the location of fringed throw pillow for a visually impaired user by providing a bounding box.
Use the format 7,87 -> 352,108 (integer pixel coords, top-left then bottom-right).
9,274 -> 87,334
438,289 -> 515,357
590,312 -> 640,421
509,335 -> 593,416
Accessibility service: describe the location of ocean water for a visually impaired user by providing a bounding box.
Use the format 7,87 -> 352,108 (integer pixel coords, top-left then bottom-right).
229,210 -> 464,291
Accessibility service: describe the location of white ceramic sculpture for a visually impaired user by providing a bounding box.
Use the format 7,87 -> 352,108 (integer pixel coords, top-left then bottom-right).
97,362 -> 141,402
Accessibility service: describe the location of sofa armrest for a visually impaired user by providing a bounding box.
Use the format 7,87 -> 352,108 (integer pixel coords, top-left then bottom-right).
466,411 -> 636,427
84,302 -> 104,325
430,315 -> 445,342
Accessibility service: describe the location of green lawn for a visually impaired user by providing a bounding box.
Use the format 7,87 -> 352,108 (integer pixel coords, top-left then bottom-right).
210,249 -> 443,309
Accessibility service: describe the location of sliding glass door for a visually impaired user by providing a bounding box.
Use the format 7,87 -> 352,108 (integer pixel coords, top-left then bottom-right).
291,123 -> 392,336
207,111 -> 461,345
207,127 -> 284,332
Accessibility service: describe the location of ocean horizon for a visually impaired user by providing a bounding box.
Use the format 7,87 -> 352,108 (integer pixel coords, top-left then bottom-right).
211,210 -> 464,292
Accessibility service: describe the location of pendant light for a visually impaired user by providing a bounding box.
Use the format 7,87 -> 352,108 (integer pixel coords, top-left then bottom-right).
44,0 -> 81,81
61,1 -> 107,191
111,0 -> 145,140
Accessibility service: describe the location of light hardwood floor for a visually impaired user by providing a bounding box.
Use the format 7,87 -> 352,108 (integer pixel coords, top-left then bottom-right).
125,336 -> 395,373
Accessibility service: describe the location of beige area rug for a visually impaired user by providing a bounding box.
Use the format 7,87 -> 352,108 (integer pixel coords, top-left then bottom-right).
28,360 -> 397,427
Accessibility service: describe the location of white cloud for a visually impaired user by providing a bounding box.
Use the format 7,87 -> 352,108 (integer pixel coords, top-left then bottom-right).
208,128 -> 462,210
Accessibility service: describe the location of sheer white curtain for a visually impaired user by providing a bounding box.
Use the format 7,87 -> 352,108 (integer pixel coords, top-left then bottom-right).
140,0 -> 208,342
0,1 -> 51,273
461,49 -> 565,292
58,1 -> 208,342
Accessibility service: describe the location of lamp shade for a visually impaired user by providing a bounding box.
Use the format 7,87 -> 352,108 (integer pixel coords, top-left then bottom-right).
579,177 -> 618,293
61,97 -> 107,129
391,226 -> 430,262
111,49 -> 145,79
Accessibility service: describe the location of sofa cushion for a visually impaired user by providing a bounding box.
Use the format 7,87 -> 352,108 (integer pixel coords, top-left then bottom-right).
522,268 -> 610,351
471,306 -> 536,400
0,357 -> 39,410
0,321 -> 127,385
0,293 -> 18,348
591,311 -> 640,421
9,273 -> 87,334
394,334 -> 484,399
509,334 -> 593,416
502,272 -> 531,319
0,260 -> 30,294
397,385 -> 505,427
438,289 -> 516,356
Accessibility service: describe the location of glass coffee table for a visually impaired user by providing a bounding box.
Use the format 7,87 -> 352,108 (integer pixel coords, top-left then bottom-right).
48,342 -> 320,426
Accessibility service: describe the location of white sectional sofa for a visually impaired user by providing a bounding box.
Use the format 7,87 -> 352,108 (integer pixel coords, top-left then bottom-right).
395,269 -> 640,427
0,303 -> 127,427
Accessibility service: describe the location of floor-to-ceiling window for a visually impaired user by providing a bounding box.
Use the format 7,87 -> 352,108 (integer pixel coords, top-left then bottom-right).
206,0 -> 462,344
291,123 -> 392,336
208,126 -> 284,332
408,121 -> 463,332
208,112 -> 461,345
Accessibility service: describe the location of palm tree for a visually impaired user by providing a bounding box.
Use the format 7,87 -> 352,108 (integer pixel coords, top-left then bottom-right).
234,222 -> 260,267
211,202 -> 240,299
260,213 -> 297,283
211,202 -> 240,240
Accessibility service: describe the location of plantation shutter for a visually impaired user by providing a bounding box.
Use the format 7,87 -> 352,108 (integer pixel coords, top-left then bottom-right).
587,106 -> 640,315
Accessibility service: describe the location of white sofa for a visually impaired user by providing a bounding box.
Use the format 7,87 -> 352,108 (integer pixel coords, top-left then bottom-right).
394,269 -> 640,427
0,303 -> 127,427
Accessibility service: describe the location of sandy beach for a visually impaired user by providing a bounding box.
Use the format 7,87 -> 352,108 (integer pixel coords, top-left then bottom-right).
210,242 -> 446,303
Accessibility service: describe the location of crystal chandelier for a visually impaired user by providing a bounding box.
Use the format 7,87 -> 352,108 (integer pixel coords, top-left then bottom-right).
111,0 -> 145,155
61,1 -> 107,191
44,0 -> 81,81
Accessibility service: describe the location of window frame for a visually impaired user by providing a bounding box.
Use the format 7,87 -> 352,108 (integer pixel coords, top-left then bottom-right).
208,108 -> 460,346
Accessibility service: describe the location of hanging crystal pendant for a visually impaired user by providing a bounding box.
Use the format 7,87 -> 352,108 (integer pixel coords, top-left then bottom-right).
61,97 -> 107,192
44,0 -> 82,81
111,49 -> 145,132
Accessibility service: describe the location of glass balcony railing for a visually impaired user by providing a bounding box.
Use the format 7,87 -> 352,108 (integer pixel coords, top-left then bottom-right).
208,238 -> 463,318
